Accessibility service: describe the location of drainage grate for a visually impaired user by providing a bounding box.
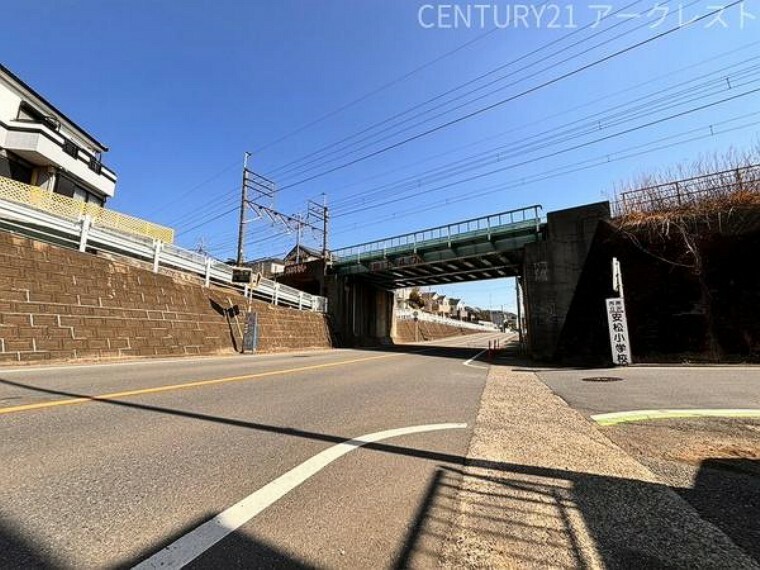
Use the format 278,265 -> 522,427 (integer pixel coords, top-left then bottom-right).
582,376 -> 624,382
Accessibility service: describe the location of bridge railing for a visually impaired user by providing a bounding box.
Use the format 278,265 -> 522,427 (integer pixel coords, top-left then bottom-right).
332,205 -> 542,265
396,308 -> 497,331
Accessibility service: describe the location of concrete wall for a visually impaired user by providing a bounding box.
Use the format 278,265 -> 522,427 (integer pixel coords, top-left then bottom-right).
522,202 -> 610,360
0,230 -> 332,364
393,320 -> 481,343
326,275 -> 394,346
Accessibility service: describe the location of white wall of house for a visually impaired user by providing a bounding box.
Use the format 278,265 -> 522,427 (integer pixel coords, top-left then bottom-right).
0,67 -> 117,201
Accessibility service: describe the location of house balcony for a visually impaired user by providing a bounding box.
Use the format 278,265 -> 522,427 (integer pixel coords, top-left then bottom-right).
0,119 -> 116,198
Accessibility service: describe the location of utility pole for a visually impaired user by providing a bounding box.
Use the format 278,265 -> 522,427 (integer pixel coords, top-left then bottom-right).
295,214 -> 303,264
236,152 -> 251,266
307,195 -> 329,259
321,194 -> 329,259
515,277 -> 524,349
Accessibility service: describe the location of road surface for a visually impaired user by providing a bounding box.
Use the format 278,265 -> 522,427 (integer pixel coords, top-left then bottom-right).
0,332 -> 508,569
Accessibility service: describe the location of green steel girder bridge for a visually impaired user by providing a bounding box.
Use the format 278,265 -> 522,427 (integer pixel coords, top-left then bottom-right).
330,205 -> 544,289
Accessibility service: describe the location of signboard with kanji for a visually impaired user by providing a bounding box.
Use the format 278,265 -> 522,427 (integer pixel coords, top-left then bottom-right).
605,297 -> 632,366
232,268 -> 252,283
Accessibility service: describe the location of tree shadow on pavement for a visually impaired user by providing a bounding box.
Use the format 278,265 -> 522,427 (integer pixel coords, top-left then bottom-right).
0,515 -> 61,569
2,376 -> 757,568
679,458 -> 760,562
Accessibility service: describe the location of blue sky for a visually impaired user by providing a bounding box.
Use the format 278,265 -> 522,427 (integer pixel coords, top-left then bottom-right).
2,1 -> 758,310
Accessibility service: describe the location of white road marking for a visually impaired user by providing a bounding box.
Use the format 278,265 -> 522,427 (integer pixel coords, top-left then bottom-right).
463,348 -> 489,367
462,333 -> 515,368
132,422 -> 467,570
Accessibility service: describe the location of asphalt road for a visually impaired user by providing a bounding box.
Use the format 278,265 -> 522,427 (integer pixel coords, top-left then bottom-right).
534,365 -> 760,416
0,332 -> 508,569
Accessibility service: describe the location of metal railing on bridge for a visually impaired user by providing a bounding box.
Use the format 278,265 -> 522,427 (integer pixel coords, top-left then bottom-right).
331,205 -> 542,265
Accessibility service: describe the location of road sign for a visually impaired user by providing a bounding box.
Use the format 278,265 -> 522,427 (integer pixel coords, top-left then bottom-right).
605,298 -> 631,366
232,267 -> 253,283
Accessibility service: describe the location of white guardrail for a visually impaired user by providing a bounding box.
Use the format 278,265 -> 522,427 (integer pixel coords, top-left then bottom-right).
0,197 -> 328,313
396,308 -> 497,331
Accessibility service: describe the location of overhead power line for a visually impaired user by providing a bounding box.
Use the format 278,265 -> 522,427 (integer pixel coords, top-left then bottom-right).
276,1 -> 744,192
265,0 -> 648,180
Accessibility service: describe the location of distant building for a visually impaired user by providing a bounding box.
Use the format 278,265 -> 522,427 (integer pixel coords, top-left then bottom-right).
488,310 -> 518,330
0,64 -> 117,206
284,244 -> 323,265
243,257 -> 285,279
448,297 -> 466,320
420,291 -> 438,314
396,287 -> 412,309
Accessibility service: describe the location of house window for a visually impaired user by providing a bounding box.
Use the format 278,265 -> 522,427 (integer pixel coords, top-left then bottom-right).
54,174 -> 77,198
86,193 -> 104,207
17,102 -> 59,130
0,153 -> 33,184
17,102 -> 45,122
88,156 -> 102,174
62,139 -> 79,159
55,173 -> 104,206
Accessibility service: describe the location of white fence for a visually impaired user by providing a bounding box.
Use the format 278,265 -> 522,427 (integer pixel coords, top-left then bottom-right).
396,308 -> 496,331
0,195 -> 328,313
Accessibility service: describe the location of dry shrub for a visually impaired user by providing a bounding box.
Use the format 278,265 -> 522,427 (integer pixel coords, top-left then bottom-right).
613,148 -> 760,229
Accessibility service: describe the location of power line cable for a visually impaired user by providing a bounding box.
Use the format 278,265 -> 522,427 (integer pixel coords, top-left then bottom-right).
277,1 -> 743,191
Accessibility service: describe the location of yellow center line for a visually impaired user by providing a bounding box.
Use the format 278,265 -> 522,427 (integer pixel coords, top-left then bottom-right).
0,353 -> 399,417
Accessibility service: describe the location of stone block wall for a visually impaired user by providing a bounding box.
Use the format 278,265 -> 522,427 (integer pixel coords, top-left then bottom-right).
393,320 -> 481,343
0,230 -> 332,365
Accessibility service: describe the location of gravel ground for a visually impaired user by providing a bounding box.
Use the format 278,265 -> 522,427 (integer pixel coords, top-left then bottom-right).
438,365 -> 759,569
602,418 -> 760,563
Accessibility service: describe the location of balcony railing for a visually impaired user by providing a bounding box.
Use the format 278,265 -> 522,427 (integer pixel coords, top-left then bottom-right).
0,175 -> 174,243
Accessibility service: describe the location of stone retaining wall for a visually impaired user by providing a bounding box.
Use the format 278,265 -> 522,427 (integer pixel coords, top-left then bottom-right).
394,319 -> 482,343
0,230 -> 332,364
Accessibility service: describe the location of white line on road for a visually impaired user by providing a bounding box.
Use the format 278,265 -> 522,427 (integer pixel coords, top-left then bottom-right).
462,333 -> 515,368
132,422 -> 467,570
463,348 -> 489,367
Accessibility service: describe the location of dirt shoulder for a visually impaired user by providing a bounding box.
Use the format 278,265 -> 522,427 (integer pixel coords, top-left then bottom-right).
438,365 -> 757,569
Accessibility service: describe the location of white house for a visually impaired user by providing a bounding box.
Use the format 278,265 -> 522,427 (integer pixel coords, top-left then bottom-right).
448,297 -> 466,320
243,256 -> 285,279
0,64 -> 117,206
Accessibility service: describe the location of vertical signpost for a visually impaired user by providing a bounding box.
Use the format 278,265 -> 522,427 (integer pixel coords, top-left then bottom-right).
243,312 -> 258,354
606,257 -> 632,366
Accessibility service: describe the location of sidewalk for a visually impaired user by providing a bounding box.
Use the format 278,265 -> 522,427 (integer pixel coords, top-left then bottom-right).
438,365 -> 758,568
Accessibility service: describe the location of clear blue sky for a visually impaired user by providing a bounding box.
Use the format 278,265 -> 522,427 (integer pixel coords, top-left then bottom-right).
2,1 -> 758,310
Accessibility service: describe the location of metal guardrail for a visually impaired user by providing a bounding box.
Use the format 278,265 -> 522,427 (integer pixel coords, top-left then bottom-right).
332,205 -> 542,265
0,175 -> 174,243
613,164 -> 760,216
0,190 -> 328,313
396,308 -> 496,331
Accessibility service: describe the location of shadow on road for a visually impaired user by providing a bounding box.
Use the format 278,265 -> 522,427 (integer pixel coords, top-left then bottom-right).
680,458 -> 760,562
2,376 -> 758,567
0,515 -> 60,569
